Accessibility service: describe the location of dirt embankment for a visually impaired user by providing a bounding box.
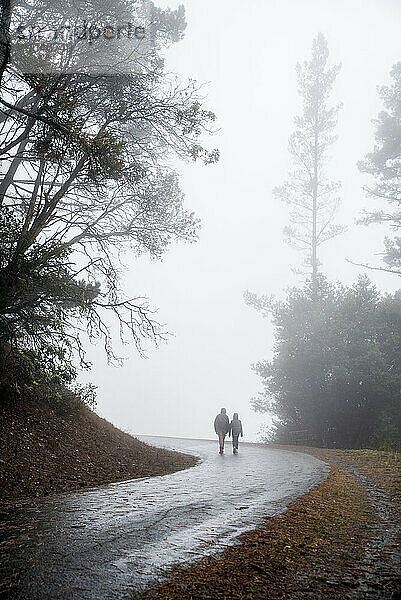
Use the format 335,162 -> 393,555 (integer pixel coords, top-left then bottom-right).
138,446 -> 401,600
0,398 -> 197,504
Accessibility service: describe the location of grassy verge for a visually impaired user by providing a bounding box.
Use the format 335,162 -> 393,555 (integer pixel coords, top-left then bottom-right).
138,447 -> 400,600
0,398 -> 197,504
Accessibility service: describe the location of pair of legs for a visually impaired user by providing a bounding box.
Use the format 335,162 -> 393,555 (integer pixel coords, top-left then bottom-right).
232,433 -> 239,453
218,432 -> 226,454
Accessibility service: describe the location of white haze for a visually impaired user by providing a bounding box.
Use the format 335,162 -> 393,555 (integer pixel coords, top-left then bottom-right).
81,0 -> 401,441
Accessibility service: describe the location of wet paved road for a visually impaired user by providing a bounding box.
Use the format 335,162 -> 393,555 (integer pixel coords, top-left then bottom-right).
0,437 -> 328,599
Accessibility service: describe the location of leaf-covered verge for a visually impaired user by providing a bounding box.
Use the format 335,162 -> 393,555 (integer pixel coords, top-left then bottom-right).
0,397 -> 197,504
137,447 -> 401,600
296,446 -> 401,522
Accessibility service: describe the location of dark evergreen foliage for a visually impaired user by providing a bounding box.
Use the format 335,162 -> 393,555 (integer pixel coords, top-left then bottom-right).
0,2 -> 218,399
246,276 -> 401,449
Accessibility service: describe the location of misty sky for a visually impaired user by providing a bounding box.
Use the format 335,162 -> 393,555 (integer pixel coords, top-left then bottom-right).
82,0 -> 401,441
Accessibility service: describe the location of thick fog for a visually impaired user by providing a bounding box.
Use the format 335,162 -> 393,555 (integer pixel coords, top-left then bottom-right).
82,0 -> 401,441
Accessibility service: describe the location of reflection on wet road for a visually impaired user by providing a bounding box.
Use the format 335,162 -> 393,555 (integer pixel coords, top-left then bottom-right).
0,437 -> 328,599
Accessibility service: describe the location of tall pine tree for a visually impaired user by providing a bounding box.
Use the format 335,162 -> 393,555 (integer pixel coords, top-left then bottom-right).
274,34 -> 344,288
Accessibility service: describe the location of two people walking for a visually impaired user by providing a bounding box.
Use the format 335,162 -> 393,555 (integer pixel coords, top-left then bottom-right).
214,408 -> 243,454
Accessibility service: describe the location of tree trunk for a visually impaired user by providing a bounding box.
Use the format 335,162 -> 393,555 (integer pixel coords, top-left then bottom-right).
312,111 -> 319,292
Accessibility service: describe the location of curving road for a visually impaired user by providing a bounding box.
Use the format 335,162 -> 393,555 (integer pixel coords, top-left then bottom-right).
0,437 -> 328,599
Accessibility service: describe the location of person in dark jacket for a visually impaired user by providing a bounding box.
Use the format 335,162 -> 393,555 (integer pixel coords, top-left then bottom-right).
214,408 -> 230,454
229,413 -> 243,454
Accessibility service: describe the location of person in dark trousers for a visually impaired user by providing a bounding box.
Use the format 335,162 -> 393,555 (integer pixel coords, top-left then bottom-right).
214,408 -> 230,454
229,413 -> 243,454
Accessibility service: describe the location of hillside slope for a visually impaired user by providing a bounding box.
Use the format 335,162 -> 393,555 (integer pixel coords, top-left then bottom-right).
0,398 -> 197,503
